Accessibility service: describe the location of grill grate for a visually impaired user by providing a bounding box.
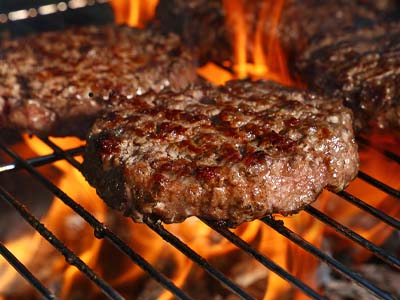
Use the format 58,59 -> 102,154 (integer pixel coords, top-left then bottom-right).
0,240 -> 55,299
0,141 -> 193,300
0,135 -> 399,300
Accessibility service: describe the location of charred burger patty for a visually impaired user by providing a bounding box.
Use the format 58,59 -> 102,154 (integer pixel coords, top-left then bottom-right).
296,22 -> 400,131
83,80 -> 359,226
0,25 -> 197,138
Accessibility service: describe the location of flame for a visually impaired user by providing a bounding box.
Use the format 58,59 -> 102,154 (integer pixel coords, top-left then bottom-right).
109,0 -> 295,86
0,127 -> 399,300
110,0 -> 158,27
221,0 -> 295,85
322,137 -> 400,263
197,62 -> 234,86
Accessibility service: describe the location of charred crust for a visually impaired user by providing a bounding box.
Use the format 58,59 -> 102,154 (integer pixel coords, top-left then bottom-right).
0,25 -> 197,137
95,132 -> 120,156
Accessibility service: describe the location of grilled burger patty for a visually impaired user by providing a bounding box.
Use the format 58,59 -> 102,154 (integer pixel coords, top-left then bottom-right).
277,0 -> 384,70
83,80 -> 359,226
296,22 -> 400,131
0,25 -> 197,138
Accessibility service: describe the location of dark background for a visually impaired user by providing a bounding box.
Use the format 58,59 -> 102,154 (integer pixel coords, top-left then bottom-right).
0,0 -> 114,37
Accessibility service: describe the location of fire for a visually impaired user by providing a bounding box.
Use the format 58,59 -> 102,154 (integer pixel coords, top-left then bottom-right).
221,0 -> 294,85
110,0 -> 295,86
2,134 -> 398,299
110,0 -> 158,27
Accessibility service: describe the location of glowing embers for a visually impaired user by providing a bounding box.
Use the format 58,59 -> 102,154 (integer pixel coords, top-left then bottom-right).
109,0 -> 158,27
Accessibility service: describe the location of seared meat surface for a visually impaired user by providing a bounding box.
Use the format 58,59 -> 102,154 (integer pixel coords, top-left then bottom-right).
83,80 -> 358,227
0,25 -> 197,138
297,22 -> 400,130
278,0 -> 383,70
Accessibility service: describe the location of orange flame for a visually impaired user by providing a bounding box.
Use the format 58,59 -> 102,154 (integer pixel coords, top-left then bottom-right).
221,0 -> 295,85
2,134 -> 397,300
110,0 -> 158,27
109,0 -> 295,86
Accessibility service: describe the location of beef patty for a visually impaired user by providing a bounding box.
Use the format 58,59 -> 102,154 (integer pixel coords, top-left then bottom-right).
296,22 -> 400,131
0,25 -> 197,138
83,80 -> 359,227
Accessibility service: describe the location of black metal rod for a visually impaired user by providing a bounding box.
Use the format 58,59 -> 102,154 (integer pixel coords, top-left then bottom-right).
202,219 -> 328,300
0,241 -> 56,300
357,171 -> 400,199
262,216 -> 396,300
0,146 -> 84,173
304,206 -> 400,271
336,191 -> 400,230
0,187 -> 124,300
2,141 -> 392,299
144,219 -> 255,300
357,136 -> 400,164
41,137 -> 254,300
0,143 -> 193,300
39,137 -> 83,171
95,225 -> 194,300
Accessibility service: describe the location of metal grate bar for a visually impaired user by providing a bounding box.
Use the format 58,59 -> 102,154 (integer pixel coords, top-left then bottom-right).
357,171 -> 400,199
40,137 -> 400,299
202,219 -> 328,300
39,137 -> 83,171
0,240 -> 56,300
95,226 -> 194,300
38,136 -> 253,297
38,138 -> 197,300
304,206 -> 400,270
144,219 -> 255,300
0,146 -> 84,173
357,136 -> 400,164
0,143 -> 193,300
336,191 -> 400,230
262,216 -> 396,300
37,138 -> 194,299
4,137 -> 399,299
0,187 -> 124,300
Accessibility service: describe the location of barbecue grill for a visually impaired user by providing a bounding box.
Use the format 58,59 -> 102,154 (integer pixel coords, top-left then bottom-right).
0,1 -> 399,300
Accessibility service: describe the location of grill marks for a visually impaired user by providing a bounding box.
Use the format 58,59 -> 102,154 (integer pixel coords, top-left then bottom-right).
124,100 -> 298,160
296,22 -> 400,131
83,80 -> 359,226
0,25 -> 197,138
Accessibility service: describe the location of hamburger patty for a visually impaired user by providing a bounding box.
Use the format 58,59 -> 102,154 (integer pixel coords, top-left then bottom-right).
83,80 -> 359,226
296,22 -> 400,131
0,25 -> 197,138
277,0 -> 384,70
